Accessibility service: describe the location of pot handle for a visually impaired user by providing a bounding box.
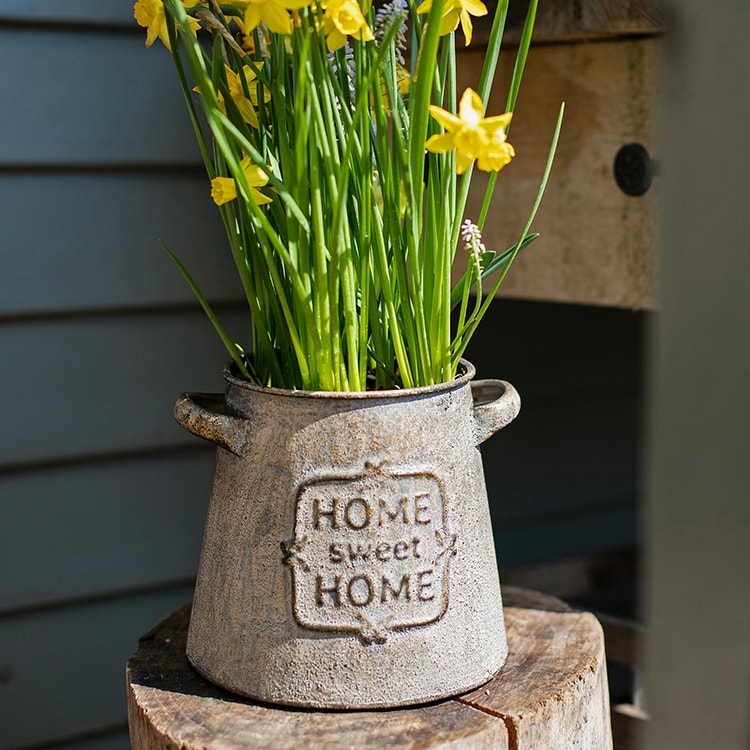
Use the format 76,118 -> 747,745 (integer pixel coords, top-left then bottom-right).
173,392 -> 250,456
471,379 -> 521,445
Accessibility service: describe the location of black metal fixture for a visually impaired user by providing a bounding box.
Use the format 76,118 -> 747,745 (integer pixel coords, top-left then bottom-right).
614,143 -> 656,196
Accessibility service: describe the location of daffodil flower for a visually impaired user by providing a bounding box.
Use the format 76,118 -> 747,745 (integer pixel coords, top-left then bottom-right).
372,65 -> 410,113
238,0 -> 311,36
211,157 -> 273,206
415,0 -> 487,46
396,66 -> 411,96
223,65 -> 270,128
322,0 -> 374,51
426,88 -> 514,174
133,0 -> 200,50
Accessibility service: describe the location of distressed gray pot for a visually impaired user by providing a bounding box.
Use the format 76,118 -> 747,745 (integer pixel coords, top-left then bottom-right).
173,360 -> 520,709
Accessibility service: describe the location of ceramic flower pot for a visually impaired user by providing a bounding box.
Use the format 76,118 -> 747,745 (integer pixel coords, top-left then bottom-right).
173,359 -> 520,709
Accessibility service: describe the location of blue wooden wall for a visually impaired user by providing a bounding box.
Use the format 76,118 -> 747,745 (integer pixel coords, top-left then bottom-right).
1,4 -> 240,748
0,3 -> 642,748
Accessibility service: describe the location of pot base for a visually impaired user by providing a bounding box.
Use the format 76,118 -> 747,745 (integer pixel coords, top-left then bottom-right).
186,617 -> 507,709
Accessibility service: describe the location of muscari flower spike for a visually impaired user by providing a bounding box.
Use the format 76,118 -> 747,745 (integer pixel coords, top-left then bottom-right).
461,219 -> 486,259
374,0 -> 408,65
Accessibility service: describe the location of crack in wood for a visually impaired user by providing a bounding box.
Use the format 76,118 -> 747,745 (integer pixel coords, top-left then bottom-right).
456,697 -> 519,750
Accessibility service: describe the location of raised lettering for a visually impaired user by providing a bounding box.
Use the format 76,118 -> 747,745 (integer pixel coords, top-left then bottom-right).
292,471 -> 451,638
417,569 -> 434,601
344,497 -> 370,529
412,536 -> 421,558
314,497 -> 338,529
347,543 -> 371,562
379,496 -> 409,526
328,543 -> 345,563
375,542 -> 392,562
347,575 -> 374,607
414,493 -> 432,524
381,574 -> 411,603
393,540 -> 410,560
316,576 -> 341,607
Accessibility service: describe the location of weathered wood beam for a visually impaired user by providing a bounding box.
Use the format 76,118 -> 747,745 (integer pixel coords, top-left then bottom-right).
473,0 -> 666,47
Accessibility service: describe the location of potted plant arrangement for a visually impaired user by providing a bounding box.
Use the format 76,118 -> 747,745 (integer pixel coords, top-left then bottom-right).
134,0 -> 562,709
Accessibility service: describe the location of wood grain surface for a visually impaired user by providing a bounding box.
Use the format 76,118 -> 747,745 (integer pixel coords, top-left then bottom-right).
476,0 -> 665,46
127,588 -> 612,749
459,36 -> 660,309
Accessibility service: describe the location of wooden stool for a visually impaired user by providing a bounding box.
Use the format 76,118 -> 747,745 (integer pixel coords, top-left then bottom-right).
127,587 -> 612,749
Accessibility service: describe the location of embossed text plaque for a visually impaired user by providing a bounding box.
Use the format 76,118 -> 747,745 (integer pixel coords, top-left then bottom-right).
283,463 -> 456,643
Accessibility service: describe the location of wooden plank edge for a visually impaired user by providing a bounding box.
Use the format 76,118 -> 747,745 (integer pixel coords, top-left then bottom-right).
470,0 -> 666,47
595,612 -> 646,667
0,577 -> 196,620
612,703 -> 649,750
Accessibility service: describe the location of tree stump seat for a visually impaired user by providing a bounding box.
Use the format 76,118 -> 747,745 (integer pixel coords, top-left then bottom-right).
126,587 -> 613,749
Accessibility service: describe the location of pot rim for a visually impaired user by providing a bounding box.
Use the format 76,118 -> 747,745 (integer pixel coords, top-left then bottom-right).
223,359 -> 476,400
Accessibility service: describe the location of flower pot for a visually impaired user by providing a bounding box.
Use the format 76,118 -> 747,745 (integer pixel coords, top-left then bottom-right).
173,360 -> 520,709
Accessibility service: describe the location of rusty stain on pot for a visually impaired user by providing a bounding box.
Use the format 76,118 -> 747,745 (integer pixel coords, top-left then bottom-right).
173,360 -> 520,709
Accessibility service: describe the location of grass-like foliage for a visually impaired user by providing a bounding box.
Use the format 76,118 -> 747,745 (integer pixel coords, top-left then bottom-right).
135,0 -> 562,390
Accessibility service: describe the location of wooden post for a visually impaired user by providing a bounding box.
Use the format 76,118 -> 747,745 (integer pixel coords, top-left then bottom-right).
127,588 -> 613,749
643,1 -> 750,748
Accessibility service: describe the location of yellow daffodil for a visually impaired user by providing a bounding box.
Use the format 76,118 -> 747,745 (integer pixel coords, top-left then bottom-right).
426,88 -> 514,174
373,65 -> 410,113
322,0 -> 374,51
211,157 -> 273,206
415,0 -> 487,46
240,0 -> 311,36
240,29 -> 270,56
194,65 -> 270,128
396,66 -> 411,96
133,0 -> 200,50
223,65 -> 270,128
